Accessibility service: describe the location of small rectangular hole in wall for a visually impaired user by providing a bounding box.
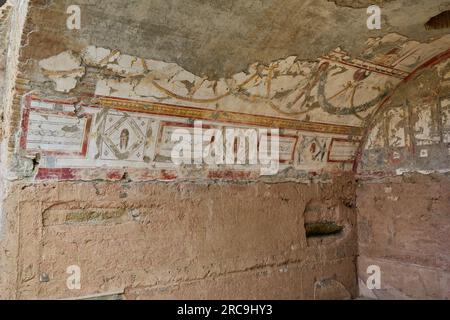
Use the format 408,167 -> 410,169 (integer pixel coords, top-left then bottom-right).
305,221 -> 343,238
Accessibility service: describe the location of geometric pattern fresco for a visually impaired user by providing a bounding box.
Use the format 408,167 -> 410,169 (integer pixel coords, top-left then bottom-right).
23,33 -> 450,180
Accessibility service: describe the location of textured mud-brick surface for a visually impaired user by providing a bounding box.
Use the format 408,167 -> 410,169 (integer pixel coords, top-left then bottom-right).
1,177 -> 357,299
357,174 -> 450,299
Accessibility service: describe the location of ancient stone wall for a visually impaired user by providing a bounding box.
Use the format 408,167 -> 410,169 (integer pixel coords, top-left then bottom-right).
1,177 -> 357,299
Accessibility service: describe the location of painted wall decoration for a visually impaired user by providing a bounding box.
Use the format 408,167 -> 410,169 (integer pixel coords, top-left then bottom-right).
21,108 -> 91,157
15,33 -> 450,181
328,139 -> 359,163
359,55 -> 450,178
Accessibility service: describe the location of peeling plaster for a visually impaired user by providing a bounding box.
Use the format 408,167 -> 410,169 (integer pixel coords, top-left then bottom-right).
0,0 -> 449,302
39,51 -> 85,92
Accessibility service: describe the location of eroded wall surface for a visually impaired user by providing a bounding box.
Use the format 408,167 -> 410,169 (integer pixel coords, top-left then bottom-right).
0,0 -> 449,299
357,174 -> 450,299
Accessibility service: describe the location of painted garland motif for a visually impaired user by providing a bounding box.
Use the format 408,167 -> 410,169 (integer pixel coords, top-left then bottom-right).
316,62 -> 391,116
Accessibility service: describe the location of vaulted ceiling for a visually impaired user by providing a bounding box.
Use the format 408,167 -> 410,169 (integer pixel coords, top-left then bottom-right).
26,0 -> 450,77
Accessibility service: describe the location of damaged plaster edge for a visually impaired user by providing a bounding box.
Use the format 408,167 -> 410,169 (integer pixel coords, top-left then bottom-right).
1,92 -> 39,182
0,152 -> 21,299
57,289 -> 125,301
39,45 -> 317,94
0,4 -> 11,15
1,0 -> 28,148
3,153 -> 38,181
0,0 -> 29,300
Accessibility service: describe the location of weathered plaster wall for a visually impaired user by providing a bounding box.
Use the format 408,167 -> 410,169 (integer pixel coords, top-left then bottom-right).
357,174 -> 450,299
356,57 -> 450,299
1,177 -> 357,299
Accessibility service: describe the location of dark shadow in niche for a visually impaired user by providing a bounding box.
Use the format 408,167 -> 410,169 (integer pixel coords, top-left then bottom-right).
425,10 -> 450,30
305,221 -> 343,238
